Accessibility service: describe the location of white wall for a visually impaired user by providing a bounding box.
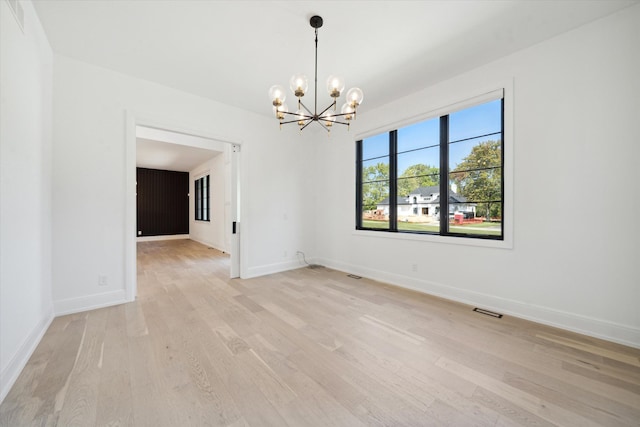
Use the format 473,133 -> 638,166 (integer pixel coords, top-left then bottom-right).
242,126 -> 321,277
189,149 -> 228,252
51,54 -> 318,314
0,0 -> 53,401
315,5 -> 640,347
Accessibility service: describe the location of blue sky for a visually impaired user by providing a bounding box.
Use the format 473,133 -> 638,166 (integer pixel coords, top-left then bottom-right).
362,99 -> 501,174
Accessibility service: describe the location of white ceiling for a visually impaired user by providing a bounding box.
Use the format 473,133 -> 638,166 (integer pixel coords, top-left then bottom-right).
136,126 -> 223,172
136,138 -> 221,172
32,0 -> 638,119
32,0 -> 638,171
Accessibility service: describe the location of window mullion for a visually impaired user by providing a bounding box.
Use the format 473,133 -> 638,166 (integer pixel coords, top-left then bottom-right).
389,130 -> 398,231
439,115 -> 449,235
355,140 -> 363,229
500,98 -> 505,237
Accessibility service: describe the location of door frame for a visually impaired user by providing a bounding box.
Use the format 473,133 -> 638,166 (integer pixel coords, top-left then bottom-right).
125,111 -> 242,301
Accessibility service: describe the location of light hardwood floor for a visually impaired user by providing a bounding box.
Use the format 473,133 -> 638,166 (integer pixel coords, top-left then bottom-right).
1,239 -> 639,426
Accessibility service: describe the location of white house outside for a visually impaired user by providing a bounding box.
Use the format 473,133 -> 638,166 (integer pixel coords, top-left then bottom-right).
374,186 -> 476,223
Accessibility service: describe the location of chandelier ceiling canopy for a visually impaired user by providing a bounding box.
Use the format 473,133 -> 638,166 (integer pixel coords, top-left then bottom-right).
269,15 -> 364,133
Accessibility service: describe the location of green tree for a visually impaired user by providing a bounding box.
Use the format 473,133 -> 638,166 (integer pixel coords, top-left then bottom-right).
450,140 -> 502,220
397,164 -> 439,196
361,162 -> 389,210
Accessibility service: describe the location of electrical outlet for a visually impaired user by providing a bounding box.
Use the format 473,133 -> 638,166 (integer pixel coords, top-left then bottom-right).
98,275 -> 108,286
411,264 -> 418,272
138,230 -> 142,236
284,250 -> 288,258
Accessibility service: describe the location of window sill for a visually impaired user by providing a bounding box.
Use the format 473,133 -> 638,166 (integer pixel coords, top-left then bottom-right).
353,228 -> 513,249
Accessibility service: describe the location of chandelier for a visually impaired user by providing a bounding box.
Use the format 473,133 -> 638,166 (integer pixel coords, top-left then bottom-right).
269,15 -> 364,132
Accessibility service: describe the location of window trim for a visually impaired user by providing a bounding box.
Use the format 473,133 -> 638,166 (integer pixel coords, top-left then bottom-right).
355,83 -> 513,249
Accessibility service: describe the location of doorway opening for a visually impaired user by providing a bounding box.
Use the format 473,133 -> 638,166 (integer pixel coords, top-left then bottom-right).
125,113 -> 241,301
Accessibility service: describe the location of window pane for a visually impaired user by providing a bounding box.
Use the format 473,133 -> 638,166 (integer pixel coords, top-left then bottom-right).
362,158 -> 389,183
205,175 -> 210,221
362,133 -> 388,161
360,134 -> 390,230
195,178 -> 200,220
397,194 -> 440,233
395,117 -> 441,232
448,99 -> 502,238
397,147 -> 439,197
449,99 -> 501,142
361,182 -> 390,230
449,136 -> 501,171
397,118 -> 439,153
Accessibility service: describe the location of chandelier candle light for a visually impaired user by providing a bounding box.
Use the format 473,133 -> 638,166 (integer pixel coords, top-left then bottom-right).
269,15 -> 364,132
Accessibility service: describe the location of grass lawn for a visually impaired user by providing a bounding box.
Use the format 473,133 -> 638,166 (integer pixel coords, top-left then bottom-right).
362,220 -> 501,236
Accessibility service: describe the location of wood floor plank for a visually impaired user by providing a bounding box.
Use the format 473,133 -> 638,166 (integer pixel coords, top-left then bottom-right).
334,340 -> 500,426
194,315 -> 292,426
436,356 -> 606,427
276,371 -> 367,427
536,332 -> 640,368
2,239 -> 639,426
472,386 -> 557,427
127,336 -> 179,427
95,305 -> 134,427
56,310 -> 108,426
257,310 -> 441,426
503,371 -> 637,427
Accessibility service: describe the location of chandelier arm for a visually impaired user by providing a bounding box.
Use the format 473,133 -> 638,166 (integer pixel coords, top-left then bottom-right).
315,120 -> 331,132
330,112 -> 353,119
280,118 -> 310,126
317,100 -> 337,117
300,119 -> 315,131
281,110 -> 313,119
298,100 -> 314,116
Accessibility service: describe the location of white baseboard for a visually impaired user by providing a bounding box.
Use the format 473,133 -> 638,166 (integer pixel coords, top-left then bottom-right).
189,237 -> 228,254
317,257 -> 640,349
53,289 -> 128,316
136,234 -> 189,242
1,307 -> 54,403
245,259 -> 306,279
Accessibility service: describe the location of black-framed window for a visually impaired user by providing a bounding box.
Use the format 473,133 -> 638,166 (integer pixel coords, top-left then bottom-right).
195,175 -> 210,221
356,96 -> 504,240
